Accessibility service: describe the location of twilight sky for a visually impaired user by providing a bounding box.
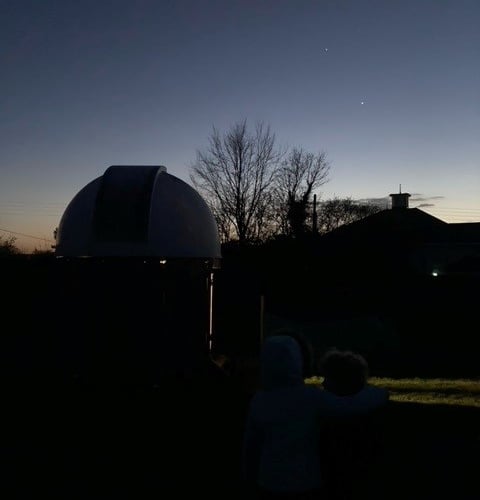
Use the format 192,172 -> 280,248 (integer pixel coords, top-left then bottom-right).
1,0 -> 479,251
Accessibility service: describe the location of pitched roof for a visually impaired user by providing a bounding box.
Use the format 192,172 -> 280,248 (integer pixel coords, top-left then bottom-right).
321,208 -> 447,245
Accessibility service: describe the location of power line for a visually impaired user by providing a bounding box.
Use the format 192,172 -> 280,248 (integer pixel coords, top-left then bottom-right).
0,227 -> 55,242
0,213 -> 62,217
434,216 -> 480,223
424,209 -> 480,214
418,206 -> 480,211
417,209 -> 480,219
440,217 -> 479,220
414,210 -> 479,222
0,200 -> 67,205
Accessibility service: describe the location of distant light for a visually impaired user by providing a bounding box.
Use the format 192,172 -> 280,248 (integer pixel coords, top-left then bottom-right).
432,271 -> 438,277
361,101 -> 365,105
160,259 -> 167,265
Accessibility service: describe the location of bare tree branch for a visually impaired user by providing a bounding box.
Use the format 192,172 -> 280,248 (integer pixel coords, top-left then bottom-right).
275,148 -> 330,237
318,197 -> 382,233
191,121 -> 282,244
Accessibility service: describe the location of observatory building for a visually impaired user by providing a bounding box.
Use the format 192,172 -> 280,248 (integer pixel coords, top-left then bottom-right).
56,165 -> 221,261
55,165 -> 221,385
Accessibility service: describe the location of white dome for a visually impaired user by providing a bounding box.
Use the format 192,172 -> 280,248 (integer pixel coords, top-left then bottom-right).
55,165 -> 221,259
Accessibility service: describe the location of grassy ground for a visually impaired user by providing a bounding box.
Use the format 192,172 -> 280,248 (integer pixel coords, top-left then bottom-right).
303,377 -> 479,499
370,377 -> 480,407
306,376 -> 480,407
3,377 -> 479,499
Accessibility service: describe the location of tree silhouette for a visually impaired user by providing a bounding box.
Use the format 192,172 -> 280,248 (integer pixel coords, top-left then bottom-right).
275,148 -> 330,237
191,121 -> 282,244
0,234 -> 19,255
318,198 -> 382,233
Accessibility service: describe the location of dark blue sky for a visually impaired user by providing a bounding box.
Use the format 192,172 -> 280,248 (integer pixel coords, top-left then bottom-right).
1,0 -> 479,250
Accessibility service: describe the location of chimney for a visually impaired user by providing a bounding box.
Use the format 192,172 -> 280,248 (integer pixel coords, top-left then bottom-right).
390,184 -> 410,209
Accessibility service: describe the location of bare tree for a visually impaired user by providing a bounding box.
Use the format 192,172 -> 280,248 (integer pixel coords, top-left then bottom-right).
191,121 -> 282,244
0,234 -> 19,255
275,148 -> 330,237
318,197 -> 382,233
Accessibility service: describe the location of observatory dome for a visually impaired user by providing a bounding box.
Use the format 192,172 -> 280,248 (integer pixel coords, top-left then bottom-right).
55,165 -> 221,259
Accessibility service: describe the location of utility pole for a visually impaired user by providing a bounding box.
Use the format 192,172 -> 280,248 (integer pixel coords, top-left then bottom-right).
259,294 -> 265,350
312,194 -> 318,233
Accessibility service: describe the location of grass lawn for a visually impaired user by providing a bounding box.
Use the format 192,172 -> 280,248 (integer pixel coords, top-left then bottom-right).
305,376 -> 480,407
304,376 -> 479,499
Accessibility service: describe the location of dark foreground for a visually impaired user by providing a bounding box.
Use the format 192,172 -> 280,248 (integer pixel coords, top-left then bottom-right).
363,402 -> 479,500
2,381 -> 478,500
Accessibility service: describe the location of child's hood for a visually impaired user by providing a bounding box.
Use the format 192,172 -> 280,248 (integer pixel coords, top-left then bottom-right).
260,335 -> 304,390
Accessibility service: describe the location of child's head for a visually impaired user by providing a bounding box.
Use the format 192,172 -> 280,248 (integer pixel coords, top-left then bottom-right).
319,349 -> 368,396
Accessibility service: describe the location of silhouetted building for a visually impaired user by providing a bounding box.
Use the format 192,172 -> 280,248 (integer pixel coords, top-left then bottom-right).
54,165 -> 222,385
319,190 -> 480,278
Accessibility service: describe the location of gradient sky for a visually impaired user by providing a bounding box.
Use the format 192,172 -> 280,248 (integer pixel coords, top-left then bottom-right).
1,0 -> 479,251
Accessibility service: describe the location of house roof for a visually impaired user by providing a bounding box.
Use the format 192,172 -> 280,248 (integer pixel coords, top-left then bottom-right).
321,208 -> 448,246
